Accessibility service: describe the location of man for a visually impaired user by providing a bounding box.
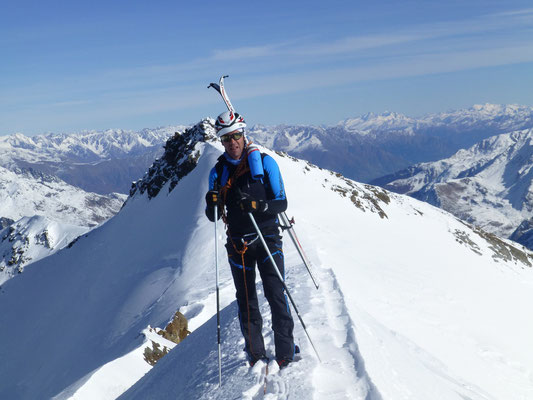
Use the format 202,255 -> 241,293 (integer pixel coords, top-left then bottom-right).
205,110 -> 296,369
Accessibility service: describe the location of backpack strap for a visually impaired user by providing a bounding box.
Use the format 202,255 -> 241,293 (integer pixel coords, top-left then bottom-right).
214,156 -> 225,188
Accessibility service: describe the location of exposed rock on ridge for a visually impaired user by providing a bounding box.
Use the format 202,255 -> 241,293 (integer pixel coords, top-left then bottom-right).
129,119 -> 217,200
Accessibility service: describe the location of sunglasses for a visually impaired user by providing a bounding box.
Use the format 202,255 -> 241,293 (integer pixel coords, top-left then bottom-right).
220,132 -> 244,143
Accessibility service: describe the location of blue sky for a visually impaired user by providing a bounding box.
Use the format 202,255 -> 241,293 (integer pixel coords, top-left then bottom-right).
2,1 -> 533,135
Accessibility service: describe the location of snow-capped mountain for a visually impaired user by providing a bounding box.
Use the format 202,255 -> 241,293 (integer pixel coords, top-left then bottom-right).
0,126 -> 183,194
338,103 -> 533,140
0,119 -> 532,400
249,103 -> 533,182
3,104 -> 532,192
0,126 -> 182,163
336,110 -> 418,137
372,128 -> 533,246
0,165 -> 126,227
248,123 -> 412,184
423,103 -> 533,132
0,215 -> 87,284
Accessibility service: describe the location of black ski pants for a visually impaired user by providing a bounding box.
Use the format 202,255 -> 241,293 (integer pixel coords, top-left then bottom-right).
226,233 -> 295,362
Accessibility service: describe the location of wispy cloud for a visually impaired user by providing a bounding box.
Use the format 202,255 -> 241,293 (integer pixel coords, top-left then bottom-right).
288,34 -> 422,57
211,45 -> 278,60
204,7 -> 533,62
222,42 -> 533,101
487,7 -> 533,18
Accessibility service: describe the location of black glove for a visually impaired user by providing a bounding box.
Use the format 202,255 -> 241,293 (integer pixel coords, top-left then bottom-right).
205,190 -> 221,209
238,192 -> 268,213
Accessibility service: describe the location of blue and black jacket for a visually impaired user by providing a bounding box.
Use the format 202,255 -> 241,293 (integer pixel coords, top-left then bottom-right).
206,152 -> 287,236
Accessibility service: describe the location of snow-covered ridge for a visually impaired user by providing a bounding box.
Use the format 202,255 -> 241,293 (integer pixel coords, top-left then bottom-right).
374,128 -> 533,246
0,215 -> 87,284
122,132 -> 532,399
0,165 -> 126,227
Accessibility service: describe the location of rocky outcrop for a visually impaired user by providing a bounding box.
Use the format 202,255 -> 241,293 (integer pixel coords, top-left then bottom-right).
143,311 -> 190,366
129,119 -> 217,200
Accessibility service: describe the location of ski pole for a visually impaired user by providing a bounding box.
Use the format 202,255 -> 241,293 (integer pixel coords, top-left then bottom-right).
214,202 -> 222,387
247,212 -> 322,362
279,212 -> 319,289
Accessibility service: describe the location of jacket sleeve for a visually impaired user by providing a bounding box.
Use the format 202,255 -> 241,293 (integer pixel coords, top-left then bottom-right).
263,155 -> 288,214
205,167 -> 221,222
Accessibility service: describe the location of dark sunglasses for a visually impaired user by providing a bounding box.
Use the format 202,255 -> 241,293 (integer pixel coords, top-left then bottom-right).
220,132 -> 244,143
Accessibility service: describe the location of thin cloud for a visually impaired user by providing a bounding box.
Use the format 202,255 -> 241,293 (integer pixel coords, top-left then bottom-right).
78,42 -> 533,119
290,34 -> 422,57
204,7 -> 533,62
211,45 -> 277,61
488,7 -> 533,18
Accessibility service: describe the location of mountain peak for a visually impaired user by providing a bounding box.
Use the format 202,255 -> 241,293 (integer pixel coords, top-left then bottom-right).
427,103 -> 533,126
128,119 -> 216,200
337,110 -> 415,137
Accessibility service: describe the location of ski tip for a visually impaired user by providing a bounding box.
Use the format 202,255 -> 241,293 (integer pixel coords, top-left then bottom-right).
207,82 -> 220,91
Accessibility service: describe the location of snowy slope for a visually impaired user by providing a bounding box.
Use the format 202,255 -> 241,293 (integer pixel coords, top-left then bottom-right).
0,215 -> 87,284
121,139 -> 533,400
0,165 -> 126,227
0,120 -> 532,400
374,128 -> 533,243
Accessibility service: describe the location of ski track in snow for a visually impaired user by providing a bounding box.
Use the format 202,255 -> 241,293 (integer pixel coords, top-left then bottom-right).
235,254 -> 371,399
167,246 -> 373,400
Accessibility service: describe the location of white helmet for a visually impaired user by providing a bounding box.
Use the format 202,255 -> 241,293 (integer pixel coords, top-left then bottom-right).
215,111 -> 246,136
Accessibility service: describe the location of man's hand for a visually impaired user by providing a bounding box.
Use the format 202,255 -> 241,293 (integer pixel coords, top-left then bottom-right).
238,192 -> 268,213
205,190 -> 221,208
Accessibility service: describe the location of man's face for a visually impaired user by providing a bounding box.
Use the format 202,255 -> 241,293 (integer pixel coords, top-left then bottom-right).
221,130 -> 245,160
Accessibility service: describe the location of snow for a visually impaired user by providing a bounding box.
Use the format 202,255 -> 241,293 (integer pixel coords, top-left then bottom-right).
1,134 -> 533,400
54,327 -> 176,400
0,165 -> 126,227
0,215 -> 88,284
383,128 -> 533,239
0,126 -> 183,164
338,111 -> 417,136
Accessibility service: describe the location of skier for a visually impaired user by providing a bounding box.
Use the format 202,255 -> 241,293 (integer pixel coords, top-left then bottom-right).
205,110 -> 296,369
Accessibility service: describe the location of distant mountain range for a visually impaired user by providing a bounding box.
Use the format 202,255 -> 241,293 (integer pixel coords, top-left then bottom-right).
249,103 -> 533,182
1,103 -> 532,270
0,165 -> 126,227
3,104 -> 532,196
372,128 -> 533,249
0,126 -> 184,194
